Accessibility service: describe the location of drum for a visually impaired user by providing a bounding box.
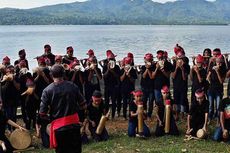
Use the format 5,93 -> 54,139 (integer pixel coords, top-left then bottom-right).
196,129 -> 207,139
9,129 -> 31,150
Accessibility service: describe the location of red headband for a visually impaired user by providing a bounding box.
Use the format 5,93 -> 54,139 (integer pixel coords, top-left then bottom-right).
195,90 -> 205,97
144,53 -> 153,61
132,90 -> 143,96
196,54 -> 204,63
124,57 -> 132,65
161,85 -> 169,93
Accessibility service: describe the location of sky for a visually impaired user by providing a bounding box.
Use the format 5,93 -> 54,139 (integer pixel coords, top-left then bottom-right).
0,0 -> 215,9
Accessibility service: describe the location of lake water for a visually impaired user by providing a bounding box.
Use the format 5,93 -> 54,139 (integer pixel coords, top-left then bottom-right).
0,25 -> 230,68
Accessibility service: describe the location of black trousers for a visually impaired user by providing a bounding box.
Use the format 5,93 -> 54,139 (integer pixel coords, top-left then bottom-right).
55,126 -> 82,153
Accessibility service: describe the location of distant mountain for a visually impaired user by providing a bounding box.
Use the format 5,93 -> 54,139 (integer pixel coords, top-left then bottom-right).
0,0 -> 230,25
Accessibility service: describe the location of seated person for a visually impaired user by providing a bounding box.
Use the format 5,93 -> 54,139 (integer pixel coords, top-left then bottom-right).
88,90 -> 109,142
0,101 -> 27,153
155,86 -> 179,137
186,89 -> 209,138
213,96 -> 230,142
128,90 -> 150,138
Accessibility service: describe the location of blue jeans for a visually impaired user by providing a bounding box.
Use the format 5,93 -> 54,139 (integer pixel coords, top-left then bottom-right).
213,127 -> 230,142
208,90 -> 222,119
142,88 -> 154,117
154,89 -> 162,104
128,121 -> 151,137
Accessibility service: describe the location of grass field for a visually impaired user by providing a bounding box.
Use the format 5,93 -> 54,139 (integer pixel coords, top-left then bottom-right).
24,117 -> 230,153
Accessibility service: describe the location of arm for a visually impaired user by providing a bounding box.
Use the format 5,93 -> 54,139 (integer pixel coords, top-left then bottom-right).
202,113 -> 208,131
215,69 -> 226,84
120,71 -> 126,82
220,112 -> 225,131
7,120 -> 27,131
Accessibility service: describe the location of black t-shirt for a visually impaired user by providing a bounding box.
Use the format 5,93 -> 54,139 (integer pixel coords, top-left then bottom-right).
103,65 -> 121,88
172,62 -> 190,90
120,68 -> 137,93
88,102 -> 105,125
1,77 -> 20,107
0,110 -> 8,137
219,97 -> 230,129
84,67 -> 101,90
209,66 -> 227,94
191,68 -> 207,91
33,67 -> 52,97
39,81 -> 86,121
153,61 -> 173,90
189,100 -> 209,122
129,101 -> 138,122
62,56 -> 77,65
140,65 -> 154,90
156,98 -> 174,121
41,53 -> 55,66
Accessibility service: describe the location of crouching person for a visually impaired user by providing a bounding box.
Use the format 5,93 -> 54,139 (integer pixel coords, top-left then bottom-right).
128,90 -> 151,138
155,86 -> 179,137
186,89 -> 209,138
213,96 -> 230,142
88,90 -> 109,142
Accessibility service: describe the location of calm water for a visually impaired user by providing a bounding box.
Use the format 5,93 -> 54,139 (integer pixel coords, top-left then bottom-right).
0,25 -> 230,68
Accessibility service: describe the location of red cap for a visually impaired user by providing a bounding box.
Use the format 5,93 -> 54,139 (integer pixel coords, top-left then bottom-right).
55,55 -> 62,61
176,51 -> 185,58
165,100 -> 171,105
87,49 -> 94,57
144,53 -> 153,61
161,85 -> 169,93
106,50 -> 116,59
131,90 -> 143,96
3,56 -> 10,63
127,52 -> 134,59
174,44 -> 182,55
195,88 -> 205,97
196,54 -> 204,63
124,57 -> 132,65
37,57 -> 46,63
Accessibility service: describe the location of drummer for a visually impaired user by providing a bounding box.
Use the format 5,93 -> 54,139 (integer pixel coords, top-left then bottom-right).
186,89 -> 209,137
0,100 -> 27,153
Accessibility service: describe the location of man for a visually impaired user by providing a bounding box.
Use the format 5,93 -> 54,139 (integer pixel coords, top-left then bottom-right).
152,50 -> 172,103
140,53 -> 155,118
40,44 -> 55,66
62,46 -> 77,65
14,49 -> 29,71
103,50 -> 121,119
39,64 -> 87,153
186,89 -> 209,137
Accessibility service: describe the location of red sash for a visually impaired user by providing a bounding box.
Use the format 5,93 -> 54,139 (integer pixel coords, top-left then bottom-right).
49,113 -> 79,148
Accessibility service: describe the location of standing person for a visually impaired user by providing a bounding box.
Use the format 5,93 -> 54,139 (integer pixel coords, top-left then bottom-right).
186,89 -> 209,138
2,56 -> 11,67
227,64 -> 230,97
62,46 -> 77,65
120,57 -> 137,120
202,48 -> 212,71
103,50 -> 121,119
40,44 -> 55,66
1,65 -> 20,131
155,86 -> 179,137
152,50 -> 172,103
172,48 -> 190,121
14,49 -> 29,71
39,64 -> 87,153
84,56 -> 102,104
213,95 -> 230,142
140,53 -> 155,119
190,54 -> 208,104
207,55 -> 227,120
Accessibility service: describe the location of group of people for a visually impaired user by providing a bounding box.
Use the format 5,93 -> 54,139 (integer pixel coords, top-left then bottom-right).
0,44 -> 230,153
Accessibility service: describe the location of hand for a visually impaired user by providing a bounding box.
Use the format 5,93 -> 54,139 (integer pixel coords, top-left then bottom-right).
193,65 -> 199,73
156,63 -> 160,70
186,128 -> 193,135
91,121 -> 96,127
159,120 -> 163,127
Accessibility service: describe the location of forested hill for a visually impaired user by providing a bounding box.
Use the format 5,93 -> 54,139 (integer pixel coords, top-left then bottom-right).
0,0 -> 230,25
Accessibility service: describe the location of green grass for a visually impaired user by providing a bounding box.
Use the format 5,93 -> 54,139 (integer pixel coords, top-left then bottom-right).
25,121 -> 230,153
